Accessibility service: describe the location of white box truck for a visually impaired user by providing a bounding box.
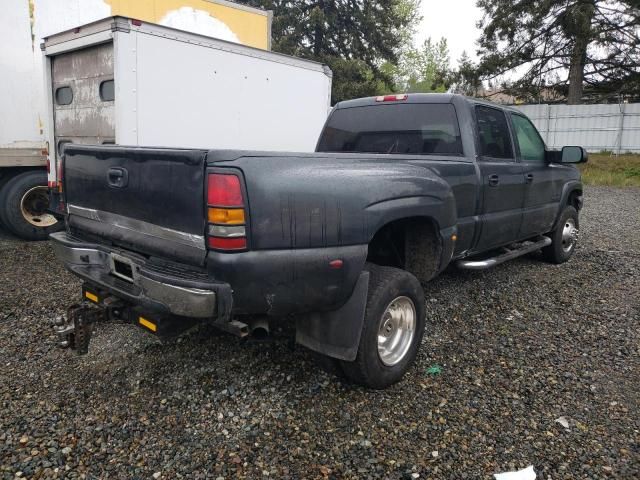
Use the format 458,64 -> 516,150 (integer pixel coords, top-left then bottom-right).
0,0 -> 322,239
43,17 -> 332,221
2,2 -> 332,241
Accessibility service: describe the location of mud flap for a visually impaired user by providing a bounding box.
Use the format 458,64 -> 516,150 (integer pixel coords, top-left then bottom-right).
295,271 -> 369,361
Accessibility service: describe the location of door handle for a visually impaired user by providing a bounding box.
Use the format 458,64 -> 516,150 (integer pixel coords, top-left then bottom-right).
488,174 -> 499,186
107,167 -> 128,188
525,173 -> 534,184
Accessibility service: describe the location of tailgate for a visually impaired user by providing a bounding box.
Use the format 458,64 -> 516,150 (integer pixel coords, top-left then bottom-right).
63,145 -> 208,265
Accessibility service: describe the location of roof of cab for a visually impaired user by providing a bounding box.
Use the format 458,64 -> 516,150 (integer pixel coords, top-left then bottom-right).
334,92 -> 517,112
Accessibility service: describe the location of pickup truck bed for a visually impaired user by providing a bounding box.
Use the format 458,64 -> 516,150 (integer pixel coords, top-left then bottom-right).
51,93 -> 586,388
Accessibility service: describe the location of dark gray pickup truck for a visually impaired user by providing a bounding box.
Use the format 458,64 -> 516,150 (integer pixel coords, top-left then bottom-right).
50,93 -> 586,388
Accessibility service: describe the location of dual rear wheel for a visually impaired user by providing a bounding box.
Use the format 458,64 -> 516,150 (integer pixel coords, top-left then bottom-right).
339,264 -> 426,389
0,170 -> 61,240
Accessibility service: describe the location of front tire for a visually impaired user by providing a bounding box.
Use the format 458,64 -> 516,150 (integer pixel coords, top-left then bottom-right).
0,171 -> 61,241
542,205 -> 579,264
341,264 -> 426,389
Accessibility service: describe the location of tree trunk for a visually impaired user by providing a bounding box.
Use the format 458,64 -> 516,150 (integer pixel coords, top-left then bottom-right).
313,0 -> 324,56
567,39 -> 588,104
566,1 -> 595,105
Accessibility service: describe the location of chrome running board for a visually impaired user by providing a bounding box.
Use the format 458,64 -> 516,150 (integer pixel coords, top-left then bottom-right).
456,236 -> 552,270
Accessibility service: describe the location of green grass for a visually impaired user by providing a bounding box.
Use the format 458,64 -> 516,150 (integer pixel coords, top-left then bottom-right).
579,153 -> 640,187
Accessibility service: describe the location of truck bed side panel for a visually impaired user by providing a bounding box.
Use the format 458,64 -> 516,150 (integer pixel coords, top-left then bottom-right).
210,152 -> 457,251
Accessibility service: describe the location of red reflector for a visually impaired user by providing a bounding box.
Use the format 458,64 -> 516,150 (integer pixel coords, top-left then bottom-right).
329,259 -> 343,269
376,94 -> 408,102
208,174 -> 243,207
208,236 -> 247,250
132,19 -> 142,26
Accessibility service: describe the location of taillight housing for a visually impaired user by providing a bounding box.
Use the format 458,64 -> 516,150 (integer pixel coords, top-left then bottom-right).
206,172 -> 247,251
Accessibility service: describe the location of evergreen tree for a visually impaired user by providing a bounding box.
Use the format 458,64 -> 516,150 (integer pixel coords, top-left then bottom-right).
452,51 -> 481,96
476,0 -> 640,104
239,0 -> 421,103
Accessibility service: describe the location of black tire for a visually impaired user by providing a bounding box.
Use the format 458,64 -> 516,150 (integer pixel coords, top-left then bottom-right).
542,205 -> 579,264
0,174 -> 13,229
0,170 -> 61,241
341,264 -> 426,389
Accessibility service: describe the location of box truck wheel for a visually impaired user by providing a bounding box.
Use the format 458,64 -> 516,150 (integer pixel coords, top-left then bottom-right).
0,171 -> 61,240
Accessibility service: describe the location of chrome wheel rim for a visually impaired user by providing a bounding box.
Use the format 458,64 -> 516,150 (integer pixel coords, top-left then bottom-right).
561,218 -> 578,253
377,296 -> 416,366
20,186 -> 58,227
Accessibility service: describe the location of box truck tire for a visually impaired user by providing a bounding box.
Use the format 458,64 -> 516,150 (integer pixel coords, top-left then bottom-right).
0,171 -> 61,240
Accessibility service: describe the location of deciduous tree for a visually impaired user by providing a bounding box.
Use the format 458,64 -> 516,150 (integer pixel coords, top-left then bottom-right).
390,37 -> 453,93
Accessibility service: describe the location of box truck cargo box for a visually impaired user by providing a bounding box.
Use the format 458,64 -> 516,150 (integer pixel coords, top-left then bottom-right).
43,16 -> 333,190
0,0 -> 273,240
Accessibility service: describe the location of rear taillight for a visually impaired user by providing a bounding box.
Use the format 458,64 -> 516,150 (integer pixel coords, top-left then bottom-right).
208,174 -> 243,206
206,173 -> 247,251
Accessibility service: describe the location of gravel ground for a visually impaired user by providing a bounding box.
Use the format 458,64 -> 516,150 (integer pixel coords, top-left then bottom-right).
1,186 -> 638,479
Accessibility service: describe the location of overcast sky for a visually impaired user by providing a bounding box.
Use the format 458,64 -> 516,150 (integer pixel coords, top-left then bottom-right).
415,0 -> 484,65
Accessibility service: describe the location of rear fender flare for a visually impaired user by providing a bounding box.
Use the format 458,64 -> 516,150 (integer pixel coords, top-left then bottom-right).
364,194 -> 457,241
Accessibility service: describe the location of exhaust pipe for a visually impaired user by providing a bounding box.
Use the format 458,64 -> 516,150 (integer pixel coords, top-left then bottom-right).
248,317 -> 270,340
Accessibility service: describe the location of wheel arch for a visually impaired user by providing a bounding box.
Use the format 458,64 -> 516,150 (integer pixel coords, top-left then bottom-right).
552,181 -> 583,230
0,166 -> 46,192
366,214 -> 446,284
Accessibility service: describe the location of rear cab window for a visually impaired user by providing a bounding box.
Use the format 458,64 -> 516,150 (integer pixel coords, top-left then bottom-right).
317,103 -> 463,156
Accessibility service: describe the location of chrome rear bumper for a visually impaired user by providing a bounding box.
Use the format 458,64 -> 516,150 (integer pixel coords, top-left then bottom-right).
50,232 -> 217,318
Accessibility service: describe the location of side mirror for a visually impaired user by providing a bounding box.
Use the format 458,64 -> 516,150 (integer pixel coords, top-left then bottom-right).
560,146 -> 588,164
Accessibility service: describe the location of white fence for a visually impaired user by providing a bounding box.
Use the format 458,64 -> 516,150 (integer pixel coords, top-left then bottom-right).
514,103 -> 640,153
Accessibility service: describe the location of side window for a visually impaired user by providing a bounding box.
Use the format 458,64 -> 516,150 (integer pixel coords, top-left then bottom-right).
511,114 -> 545,162
99,80 -> 115,102
55,86 -> 73,105
475,106 -> 513,160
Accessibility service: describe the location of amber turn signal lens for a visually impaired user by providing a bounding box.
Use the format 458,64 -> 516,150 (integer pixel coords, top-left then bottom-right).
208,207 -> 245,225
